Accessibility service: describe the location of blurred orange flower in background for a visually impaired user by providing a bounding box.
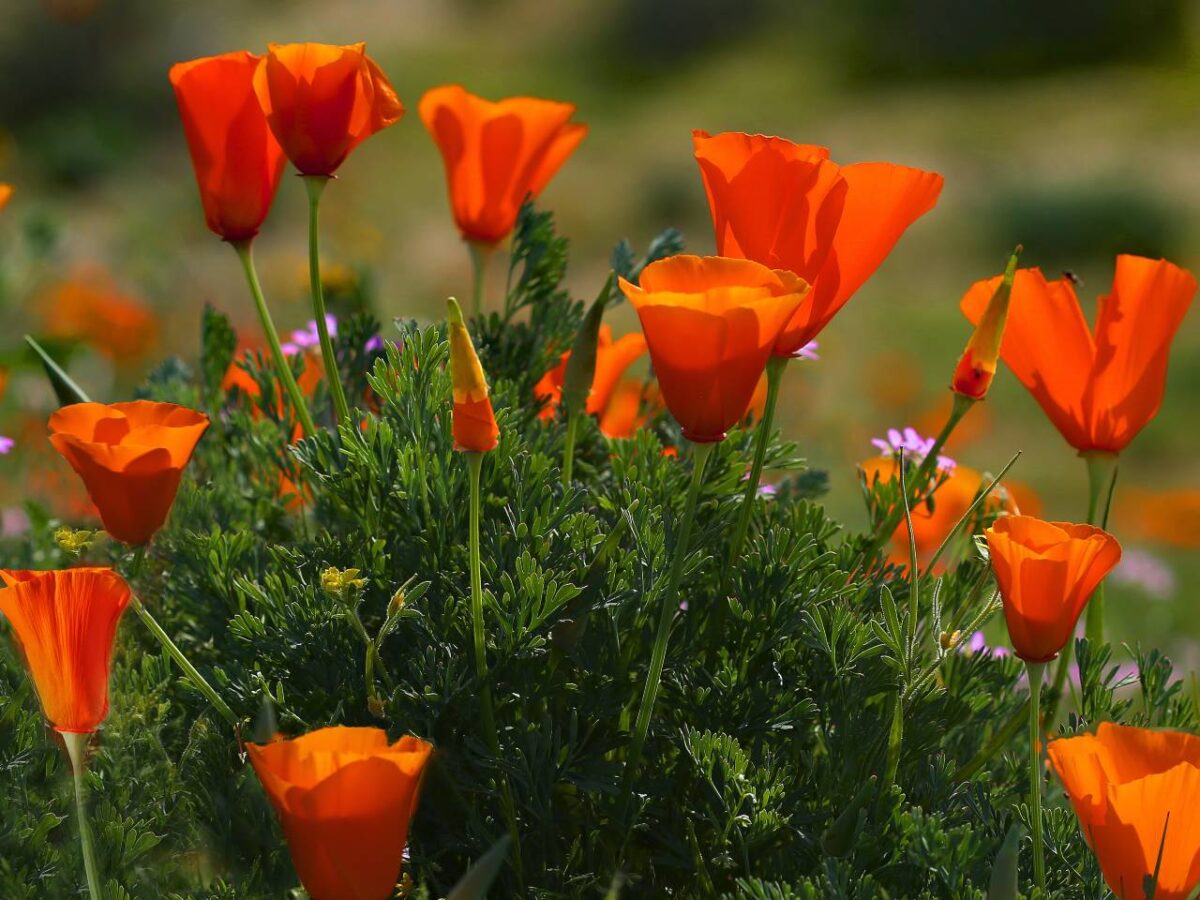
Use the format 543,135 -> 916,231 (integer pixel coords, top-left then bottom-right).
693,131 -> 943,358
535,325 -> 646,422
420,85 -> 587,245
48,401 -> 209,545
1117,488 -> 1200,549
247,726 -> 432,900
620,255 -> 808,443
170,51 -> 286,242
42,272 -> 158,363
985,516 -> 1121,662
0,567 -> 131,733
253,42 -> 403,177
961,255 -> 1196,454
0,183 -> 12,211
447,299 -> 499,453
1048,722 -> 1200,900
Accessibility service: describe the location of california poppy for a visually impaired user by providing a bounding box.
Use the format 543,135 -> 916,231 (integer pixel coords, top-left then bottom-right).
42,271 -> 158,363
0,183 -> 12,211
693,130 -> 943,357
253,42 -> 403,176
951,250 -> 1017,400
620,256 -> 807,442
535,326 -> 647,421
419,85 -> 587,245
247,726 -> 433,900
48,401 -> 210,545
961,255 -> 1196,454
1048,722 -> 1200,899
447,299 -> 499,453
170,51 -> 285,242
0,568 -> 131,732
1118,488 -> 1200,549
985,516 -> 1121,662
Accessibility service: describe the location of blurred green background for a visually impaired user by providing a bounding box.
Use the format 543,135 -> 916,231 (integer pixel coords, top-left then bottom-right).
1,0 -> 1198,663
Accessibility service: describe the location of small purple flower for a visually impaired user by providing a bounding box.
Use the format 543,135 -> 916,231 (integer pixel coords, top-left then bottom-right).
757,483 -> 778,498
283,315 -> 338,356
1110,548 -> 1176,600
365,335 -> 384,353
1,506 -> 29,537
0,436 -> 13,455
793,340 -> 819,361
962,630 -> 1009,658
870,426 -> 955,472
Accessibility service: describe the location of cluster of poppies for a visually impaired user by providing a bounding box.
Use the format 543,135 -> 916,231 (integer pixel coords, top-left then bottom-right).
2,36 -> 1200,900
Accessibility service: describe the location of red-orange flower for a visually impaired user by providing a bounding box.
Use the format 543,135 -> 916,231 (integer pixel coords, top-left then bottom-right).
535,326 -> 646,421
985,516 -> 1121,662
961,255 -> 1196,454
170,51 -> 286,242
253,42 -> 403,176
41,271 -> 158,363
1118,489 -> 1200,549
0,183 -> 12,211
619,255 -> 808,443
447,299 -> 499,452
247,726 -> 432,900
0,568 -> 131,732
48,401 -> 210,545
419,85 -> 587,245
598,380 -> 661,440
693,130 -> 943,357
1048,722 -> 1200,900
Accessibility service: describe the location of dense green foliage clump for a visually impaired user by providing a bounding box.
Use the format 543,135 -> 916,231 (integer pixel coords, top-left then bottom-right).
0,208 -> 1194,898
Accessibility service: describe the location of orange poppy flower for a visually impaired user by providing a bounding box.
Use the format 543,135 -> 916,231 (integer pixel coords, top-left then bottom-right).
0,183 -> 12,211
597,380 -> 662,439
951,255 -> 1015,400
1118,489 -> 1200,549
247,726 -> 433,900
619,255 -> 808,443
535,326 -> 647,420
447,299 -> 499,452
170,51 -> 286,242
1048,722 -> 1200,900
961,256 -> 1196,454
0,568 -> 131,733
985,516 -> 1121,662
693,130 -> 943,357
253,42 -> 403,177
419,85 -> 587,245
42,271 -> 158,363
48,401 -> 210,545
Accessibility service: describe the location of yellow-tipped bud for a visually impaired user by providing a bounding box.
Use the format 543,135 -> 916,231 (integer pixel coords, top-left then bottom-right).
447,297 -> 489,404
952,246 -> 1021,401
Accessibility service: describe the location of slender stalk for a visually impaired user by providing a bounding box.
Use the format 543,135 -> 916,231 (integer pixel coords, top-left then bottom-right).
133,599 -> 238,729
561,412 -> 581,486
1026,660 -> 1046,892
232,240 -> 318,437
624,441 -> 714,795
303,175 -> 350,424
62,731 -> 101,900
1082,452 -> 1119,646
345,606 -> 395,693
728,355 -> 788,567
468,241 -> 494,319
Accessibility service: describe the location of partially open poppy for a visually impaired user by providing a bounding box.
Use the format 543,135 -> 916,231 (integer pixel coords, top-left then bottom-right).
693,131 -> 943,358
535,326 -> 647,421
985,516 -> 1121,662
253,42 -> 403,176
447,299 -> 499,452
48,401 -> 210,545
0,568 -> 131,733
961,255 -> 1196,454
1048,722 -> 1200,900
619,255 -> 808,443
420,85 -> 587,245
170,51 -> 286,241
247,726 -> 433,900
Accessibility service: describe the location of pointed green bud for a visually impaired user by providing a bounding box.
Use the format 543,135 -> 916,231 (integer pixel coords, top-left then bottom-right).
561,274 -> 615,418
986,823 -> 1022,900
820,774 -> 876,857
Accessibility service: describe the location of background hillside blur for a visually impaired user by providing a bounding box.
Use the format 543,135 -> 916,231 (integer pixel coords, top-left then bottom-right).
2,0 -> 1199,658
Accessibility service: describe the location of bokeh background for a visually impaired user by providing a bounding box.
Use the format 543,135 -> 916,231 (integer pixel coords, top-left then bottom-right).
2,0 -> 1198,662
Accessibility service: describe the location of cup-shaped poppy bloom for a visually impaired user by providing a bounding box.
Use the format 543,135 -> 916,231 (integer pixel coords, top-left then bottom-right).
961,255 -> 1196,454
693,130 -> 943,357
247,726 -> 433,900
1048,722 -> 1200,899
0,568 -> 131,732
447,298 -> 499,452
619,255 -> 808,443
253,42 -> 403,176
985,516 -> 1121,662
419,85 -> 587,245
48,401 -> 210,545
170,51 -> 286,242
535,326 -> 647,421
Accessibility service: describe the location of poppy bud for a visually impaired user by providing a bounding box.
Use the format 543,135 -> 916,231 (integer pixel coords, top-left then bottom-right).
952,247 -> 1020,400
447,298 -> 499,453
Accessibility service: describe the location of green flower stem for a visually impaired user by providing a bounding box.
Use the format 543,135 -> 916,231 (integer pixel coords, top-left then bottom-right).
232,240 -> 318,437
728,355 -> 788,567
561,411 -> 581,486
1026,660 -> 1046,892
1082,451 -> 1119,646
345,605 -> 395,695
624,440 -> 714,793
468,241 -> 494,319
63,731 -> 101,900
303,175 -> 351,425
133,599 -> 238,729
